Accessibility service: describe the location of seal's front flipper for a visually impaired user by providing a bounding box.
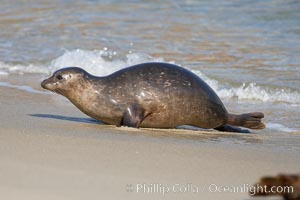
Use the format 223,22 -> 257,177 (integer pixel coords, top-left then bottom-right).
214,125 -> 250,133
121,104 -> 145,128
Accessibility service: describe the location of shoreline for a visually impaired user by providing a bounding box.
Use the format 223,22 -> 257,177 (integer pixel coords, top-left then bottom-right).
0,85 -> 300,200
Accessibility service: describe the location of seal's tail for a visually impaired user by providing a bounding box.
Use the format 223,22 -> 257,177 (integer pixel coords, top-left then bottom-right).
227,112 -> 265,129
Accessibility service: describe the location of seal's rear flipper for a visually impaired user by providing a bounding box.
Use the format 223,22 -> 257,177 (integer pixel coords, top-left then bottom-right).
214,125 -> 250,133
121,104 -> 145,128
227,112 -> 266,129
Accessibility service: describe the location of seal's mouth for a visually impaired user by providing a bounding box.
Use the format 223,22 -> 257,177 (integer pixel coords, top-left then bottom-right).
41,79 -> 48,89
41,78 -> 55,90
41,78 -> 57,92
41,77 -> 65,95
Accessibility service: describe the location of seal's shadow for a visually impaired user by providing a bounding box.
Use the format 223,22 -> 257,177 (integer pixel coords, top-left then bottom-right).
30,114 -> 104,125
29,114 -> 252,133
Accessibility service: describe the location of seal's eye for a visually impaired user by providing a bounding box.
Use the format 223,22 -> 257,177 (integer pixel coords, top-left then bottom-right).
56,75 -> 63,80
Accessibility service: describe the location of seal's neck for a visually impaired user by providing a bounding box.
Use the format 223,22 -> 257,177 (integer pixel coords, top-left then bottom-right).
63,76 -> 104,119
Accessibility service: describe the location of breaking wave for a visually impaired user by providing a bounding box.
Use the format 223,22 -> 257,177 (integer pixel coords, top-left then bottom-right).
192,70 -> 300,105
0,49 -> 299,105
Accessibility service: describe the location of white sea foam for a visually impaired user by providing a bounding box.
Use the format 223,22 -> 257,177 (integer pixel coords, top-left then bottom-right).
49,49 -> 164,76
0,82 -> 47,94
0,61 -> 48,74
267,123 -> 298,133
0,49 -> 299,105
0,70 -> 8,76
192,70 -> 300,105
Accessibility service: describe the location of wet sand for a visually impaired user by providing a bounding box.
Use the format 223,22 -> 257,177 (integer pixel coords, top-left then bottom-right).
0,86 -> 299,200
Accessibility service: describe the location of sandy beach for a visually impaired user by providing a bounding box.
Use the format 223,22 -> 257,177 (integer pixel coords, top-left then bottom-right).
0,81 -> 299,200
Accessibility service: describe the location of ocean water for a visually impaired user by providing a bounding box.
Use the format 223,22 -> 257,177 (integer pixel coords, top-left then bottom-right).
0,0 -> 299,133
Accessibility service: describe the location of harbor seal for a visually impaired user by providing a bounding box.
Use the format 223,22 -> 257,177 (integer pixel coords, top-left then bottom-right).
41,62 -> 265,132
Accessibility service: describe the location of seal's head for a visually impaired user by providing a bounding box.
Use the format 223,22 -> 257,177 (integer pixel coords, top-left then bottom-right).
41,67 -> 89,95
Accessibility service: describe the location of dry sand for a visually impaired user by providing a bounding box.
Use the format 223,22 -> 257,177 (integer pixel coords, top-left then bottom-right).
0,85 -> 299,200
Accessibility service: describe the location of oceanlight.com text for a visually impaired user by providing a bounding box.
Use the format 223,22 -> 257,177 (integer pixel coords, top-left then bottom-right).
125,183 -> 294,196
